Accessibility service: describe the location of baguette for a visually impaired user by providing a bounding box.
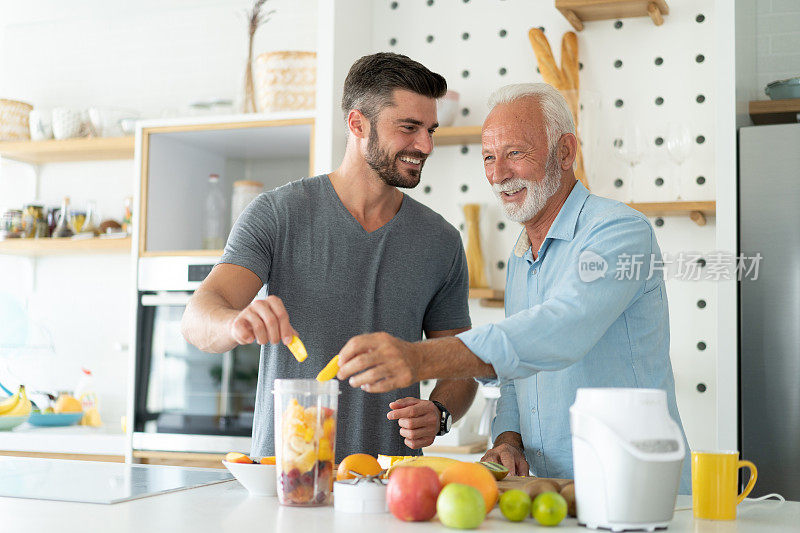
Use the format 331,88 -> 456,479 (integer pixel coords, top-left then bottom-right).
463,204 -> 488,289
528,28 -> 567,91
561,31 -> 579,92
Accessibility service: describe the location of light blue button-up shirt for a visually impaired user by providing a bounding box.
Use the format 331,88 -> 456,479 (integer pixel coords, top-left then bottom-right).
457,181 -> 691,494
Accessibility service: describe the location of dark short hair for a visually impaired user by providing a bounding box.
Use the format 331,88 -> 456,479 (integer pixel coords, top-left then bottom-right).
341,52 -> 447,124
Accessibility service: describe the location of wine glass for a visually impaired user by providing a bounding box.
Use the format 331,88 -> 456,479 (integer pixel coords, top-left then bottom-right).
613,125 -> 646,202
666,123 -> 692,200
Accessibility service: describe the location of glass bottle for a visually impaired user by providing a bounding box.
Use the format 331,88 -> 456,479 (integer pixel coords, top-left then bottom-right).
81,200 -> 100,236
52,197 -> 74,238
203,173 -> 226,249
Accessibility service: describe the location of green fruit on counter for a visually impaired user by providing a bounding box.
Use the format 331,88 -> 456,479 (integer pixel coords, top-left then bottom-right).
499,489 -> 531,522
436,483 -> 486,529
531,491 -> 568,526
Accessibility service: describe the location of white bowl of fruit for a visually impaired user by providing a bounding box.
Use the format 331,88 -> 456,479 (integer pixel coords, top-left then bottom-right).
222,452 -> 277,496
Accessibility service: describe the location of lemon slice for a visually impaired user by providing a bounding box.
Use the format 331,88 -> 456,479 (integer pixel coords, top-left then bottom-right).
286,335 -> 308,362
316,354 -> 339,382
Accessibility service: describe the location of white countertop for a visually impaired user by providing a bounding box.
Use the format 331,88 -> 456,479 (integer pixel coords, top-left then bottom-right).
0,425 -> 127,455
1,473 -> 797,532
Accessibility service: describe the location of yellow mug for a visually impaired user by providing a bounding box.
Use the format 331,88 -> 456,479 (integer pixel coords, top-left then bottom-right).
692,450 -> 757,520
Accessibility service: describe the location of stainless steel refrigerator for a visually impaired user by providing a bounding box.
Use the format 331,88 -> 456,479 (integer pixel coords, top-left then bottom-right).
739,122 -> 800,500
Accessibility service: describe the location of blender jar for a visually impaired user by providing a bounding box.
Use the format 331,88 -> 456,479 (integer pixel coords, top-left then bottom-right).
273,379 -> 339,506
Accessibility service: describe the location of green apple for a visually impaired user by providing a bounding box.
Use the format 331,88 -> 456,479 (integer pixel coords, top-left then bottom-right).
437,483 -> 486,529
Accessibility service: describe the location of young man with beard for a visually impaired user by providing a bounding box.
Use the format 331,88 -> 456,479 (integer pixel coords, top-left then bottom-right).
335,83 -> 692,494
181,53 -> 476,460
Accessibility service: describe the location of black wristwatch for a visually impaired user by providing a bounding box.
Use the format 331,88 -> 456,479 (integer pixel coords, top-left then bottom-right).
431,400 -> 452,436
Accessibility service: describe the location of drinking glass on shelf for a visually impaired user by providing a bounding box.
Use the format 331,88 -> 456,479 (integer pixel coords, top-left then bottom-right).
68,210 -> 86,234
612,124 -> 646,202
666,123 -> 692,200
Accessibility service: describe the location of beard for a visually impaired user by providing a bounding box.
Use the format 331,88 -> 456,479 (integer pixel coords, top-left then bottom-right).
365,126 -> 425,189
492,146 -> 563,224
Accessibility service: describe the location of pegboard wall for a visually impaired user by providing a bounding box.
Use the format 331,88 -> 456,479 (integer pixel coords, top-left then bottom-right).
371,0 -> 718,450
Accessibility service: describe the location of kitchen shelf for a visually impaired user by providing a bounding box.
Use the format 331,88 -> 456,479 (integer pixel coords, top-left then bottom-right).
0,136 -> 135,164
749,98 -> 800,125
433,125 -> 481,146
556,0 -> 669,31
469,288 -> 504,308
0,236 -> 131,256
140,249 -> 223,258
627,201 -> 715,226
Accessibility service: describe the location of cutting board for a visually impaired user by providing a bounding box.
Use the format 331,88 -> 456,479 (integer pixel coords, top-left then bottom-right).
497,475 -> 573,493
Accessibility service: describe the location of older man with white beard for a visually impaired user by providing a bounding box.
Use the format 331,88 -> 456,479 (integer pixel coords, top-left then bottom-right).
335,83 -> 691,494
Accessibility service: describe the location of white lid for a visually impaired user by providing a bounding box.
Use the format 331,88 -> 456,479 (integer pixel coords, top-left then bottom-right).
333,480 -> 387,514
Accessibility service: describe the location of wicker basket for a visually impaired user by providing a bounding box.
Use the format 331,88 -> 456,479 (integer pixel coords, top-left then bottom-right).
0,99 -> 33,141
254,51 -> 316,112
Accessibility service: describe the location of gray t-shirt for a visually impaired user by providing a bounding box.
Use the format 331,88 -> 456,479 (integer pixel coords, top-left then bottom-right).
220,175 -> 470,460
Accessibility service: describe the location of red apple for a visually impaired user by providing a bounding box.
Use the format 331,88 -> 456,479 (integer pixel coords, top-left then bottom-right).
387,466 -> 442,522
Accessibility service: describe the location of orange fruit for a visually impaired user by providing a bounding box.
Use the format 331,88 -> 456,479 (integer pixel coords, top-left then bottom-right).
54,394 -> 82,413
225,452 -> 254,464
260,456 -> 276,465
336,453 -> 382,481
439,461 -> 499,512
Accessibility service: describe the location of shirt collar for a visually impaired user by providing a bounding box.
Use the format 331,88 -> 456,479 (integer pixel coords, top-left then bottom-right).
513,180 -> 590,258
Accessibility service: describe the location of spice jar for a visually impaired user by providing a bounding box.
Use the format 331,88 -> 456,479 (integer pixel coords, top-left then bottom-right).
22,204 -> 47,238
231,180 -> 263,227
1,209 -> 24,239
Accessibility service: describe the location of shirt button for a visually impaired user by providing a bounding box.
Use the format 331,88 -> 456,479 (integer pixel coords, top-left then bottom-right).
531,407 -> 537,413
537,450 -> 543,457
532,268 -> 538,275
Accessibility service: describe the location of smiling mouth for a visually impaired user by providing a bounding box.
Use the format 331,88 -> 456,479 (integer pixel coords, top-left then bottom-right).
398,155 -> 423,166
500,187 -> 526,200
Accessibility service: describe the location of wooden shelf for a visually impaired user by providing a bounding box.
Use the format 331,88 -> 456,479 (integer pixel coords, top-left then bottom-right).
469,288 -> 505,308
140,249 -> 223,258
0,236 -> 131,256
627,201 -> 715,226
749,99 -> 800,125
433,125 -> 481,146
556,0 -> 669,31
0,136 -> 135,164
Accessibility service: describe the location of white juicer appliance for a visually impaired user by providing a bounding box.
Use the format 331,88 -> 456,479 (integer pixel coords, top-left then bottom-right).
570,388 -> 685,532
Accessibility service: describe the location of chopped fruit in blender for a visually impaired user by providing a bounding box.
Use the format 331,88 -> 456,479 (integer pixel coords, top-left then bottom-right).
318,438 -> 333,462
225,452 -> 255,464
286,336 -> 308,362
295,449 -> 318,473
278,398 -> 336,505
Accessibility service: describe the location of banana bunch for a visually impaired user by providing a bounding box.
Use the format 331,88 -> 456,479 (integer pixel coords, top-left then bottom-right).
0,385 -> 32,417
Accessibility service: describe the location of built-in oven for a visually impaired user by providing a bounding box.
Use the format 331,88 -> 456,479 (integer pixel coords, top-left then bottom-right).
132,257 -> 259,453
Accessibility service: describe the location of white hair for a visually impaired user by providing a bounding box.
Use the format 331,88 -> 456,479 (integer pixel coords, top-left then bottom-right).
487,83 -> 575,150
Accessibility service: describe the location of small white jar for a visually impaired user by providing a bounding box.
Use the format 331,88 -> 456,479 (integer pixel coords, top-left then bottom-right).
231,180 -> 263,227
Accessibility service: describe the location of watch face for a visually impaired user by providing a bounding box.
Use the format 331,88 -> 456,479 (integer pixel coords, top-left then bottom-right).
445,416 -> 452,431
